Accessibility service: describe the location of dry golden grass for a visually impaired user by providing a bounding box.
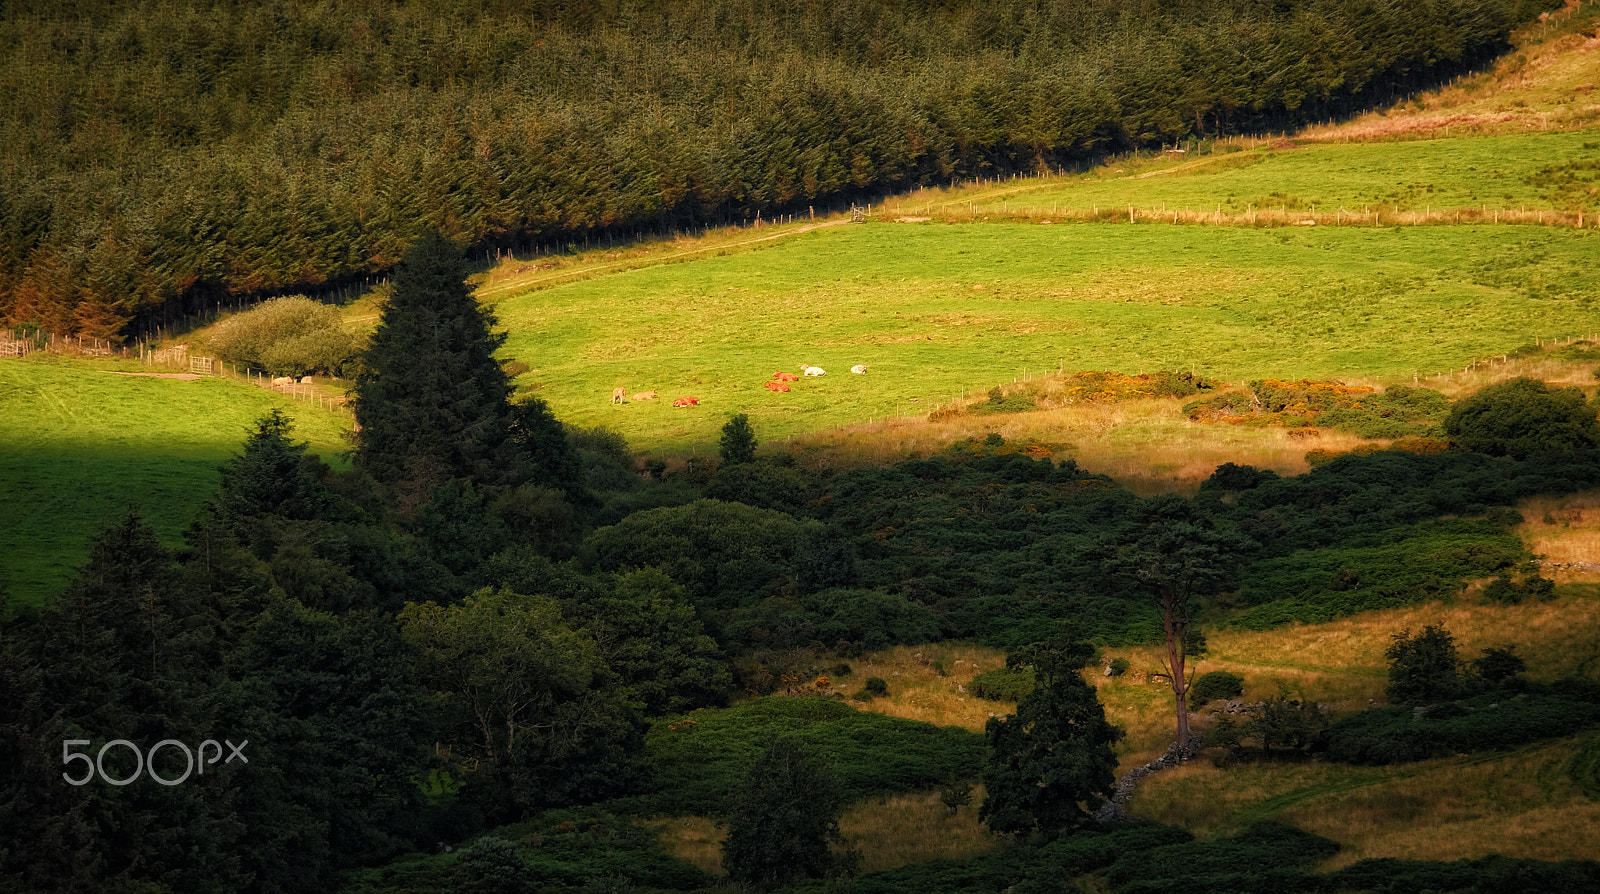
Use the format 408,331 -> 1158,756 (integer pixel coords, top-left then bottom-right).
837,786 -> 1009,873
1208,593 -> 1600,700
637,815 -> 727,877
829,643 -> 1014,732
640,787 -> 1010,878
1283,740 -> 1600,870
789,394 -> 1375,496
1518,489 -> 1600,581
1129,738 -> 1600,870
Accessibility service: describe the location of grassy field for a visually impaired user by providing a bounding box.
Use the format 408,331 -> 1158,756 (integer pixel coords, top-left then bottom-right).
0,355 -> 354,608
492,221 -> 1599,456
904,127 -> 1600,220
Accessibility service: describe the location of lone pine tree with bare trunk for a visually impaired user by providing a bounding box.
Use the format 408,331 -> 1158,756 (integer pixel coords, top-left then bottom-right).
1104,495 -> 1250,754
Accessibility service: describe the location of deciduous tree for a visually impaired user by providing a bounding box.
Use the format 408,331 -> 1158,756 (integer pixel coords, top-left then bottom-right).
979,632 -> 1121,836
722,736 -> 855,889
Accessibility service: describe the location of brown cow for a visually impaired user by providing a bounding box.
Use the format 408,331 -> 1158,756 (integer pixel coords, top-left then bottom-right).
611,387 -> 625,405
763,381 -> 791,392
774,371 -> 800,382
633,390 -> 658,401
673,396 -> 701,407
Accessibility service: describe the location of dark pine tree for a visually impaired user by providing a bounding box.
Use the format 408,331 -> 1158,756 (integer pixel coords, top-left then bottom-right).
353,230 -> 518,509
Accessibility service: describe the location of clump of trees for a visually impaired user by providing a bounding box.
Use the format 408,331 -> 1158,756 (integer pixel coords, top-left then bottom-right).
1445,377 -> 1600,458
203,295 -> 358,377
721,736 -> 857,889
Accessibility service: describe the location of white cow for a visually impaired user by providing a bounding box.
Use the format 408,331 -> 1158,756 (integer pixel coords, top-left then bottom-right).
850,364 -> 868,374
801,365 -> 826,377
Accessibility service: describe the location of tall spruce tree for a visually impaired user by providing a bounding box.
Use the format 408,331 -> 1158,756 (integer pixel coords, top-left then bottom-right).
353,230 -> 517,505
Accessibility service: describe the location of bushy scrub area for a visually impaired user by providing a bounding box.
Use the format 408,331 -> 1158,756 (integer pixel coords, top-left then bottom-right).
1185,380 -> 1450,438
1323,680 -> 1600,765
638,698 -> 985,816
341,806 -> 717,893
7,238 -> 1600,893
202,295 -> 358,376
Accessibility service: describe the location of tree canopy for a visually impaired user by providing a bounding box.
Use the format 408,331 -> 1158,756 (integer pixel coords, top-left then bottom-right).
353,230 -> 518,504
1444,377 -> 1600,459
980,631 -> 1122,836
0,0 -> 1546,339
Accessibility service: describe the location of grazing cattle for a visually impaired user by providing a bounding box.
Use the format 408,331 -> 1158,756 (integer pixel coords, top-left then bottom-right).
633,390 -> 658,401
802,365 -> 826,377
774,371 -> 800,382
611,387 -> 626,405
850,365 -> 868,374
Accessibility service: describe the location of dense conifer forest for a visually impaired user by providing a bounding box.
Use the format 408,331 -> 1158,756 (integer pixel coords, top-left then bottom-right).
0,0 -> 1558,338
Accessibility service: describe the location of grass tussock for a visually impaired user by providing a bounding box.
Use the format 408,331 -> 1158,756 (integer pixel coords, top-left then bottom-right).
636,816 -> 727,877
837,786 -> 1007,874
832,643 -> 1013,733
790,395 -> 1375,496
641,786 -> 1007,879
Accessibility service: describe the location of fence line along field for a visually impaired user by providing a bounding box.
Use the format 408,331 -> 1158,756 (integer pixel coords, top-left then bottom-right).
0,356 -> 353,607
492,221 -> 1599,454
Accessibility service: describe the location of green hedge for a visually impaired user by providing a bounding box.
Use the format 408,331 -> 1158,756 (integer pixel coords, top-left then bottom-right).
636,697 -> 985,816
1323,682 -> 1600,765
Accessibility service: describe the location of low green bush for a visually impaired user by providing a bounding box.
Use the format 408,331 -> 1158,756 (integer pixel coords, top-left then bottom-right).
637,697 -> 985,815
969,666 -> 1036,701
1326,854 -> 1600,893
1188,671 -> 1244,708
340,807 -> 715,893
1323,681 -> 1600,765
1229,520 -> 1525,630
1106,822 -> 1338,894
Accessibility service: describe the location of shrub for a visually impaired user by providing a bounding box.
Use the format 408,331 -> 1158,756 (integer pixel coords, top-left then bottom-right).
722,737 -> 853,889
205,295 -> 357,376
970,666 -> 1036,701
1323,681 -> 1600,764
973,386 -> 1037,414
640,697 -> 985,815
1188,671 -> 1244,709
1445,377 -> 1600,459
1107,657 -> 1130,676
1470,646 -> 1525,684
864,677 -> 889,696
1385,626 -> 1460,705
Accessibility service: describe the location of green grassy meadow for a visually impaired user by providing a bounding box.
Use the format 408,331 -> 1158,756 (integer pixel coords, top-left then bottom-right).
495,220 -> 1600,454
0,356 -> 353,607
940,128 -> 1600,217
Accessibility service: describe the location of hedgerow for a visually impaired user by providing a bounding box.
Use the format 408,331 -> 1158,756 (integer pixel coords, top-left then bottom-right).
636,697 -> 985,815
1322,681 -> 1600,765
